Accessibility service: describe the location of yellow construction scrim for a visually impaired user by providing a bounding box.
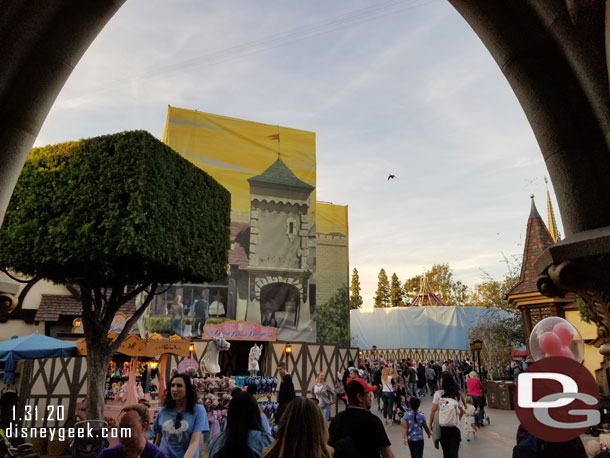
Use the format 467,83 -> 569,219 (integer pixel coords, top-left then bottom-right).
316,202 -> 348,236
162,106 -> 316,219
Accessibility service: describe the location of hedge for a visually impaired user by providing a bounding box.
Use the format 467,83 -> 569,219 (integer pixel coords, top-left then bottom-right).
0,131 -> 231,285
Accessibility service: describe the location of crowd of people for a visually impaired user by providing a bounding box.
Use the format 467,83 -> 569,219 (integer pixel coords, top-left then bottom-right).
88,349 -> 589,458
331,353 -> 488,458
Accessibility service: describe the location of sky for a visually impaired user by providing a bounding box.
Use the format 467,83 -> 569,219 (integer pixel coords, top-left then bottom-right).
34,0 -> 562,307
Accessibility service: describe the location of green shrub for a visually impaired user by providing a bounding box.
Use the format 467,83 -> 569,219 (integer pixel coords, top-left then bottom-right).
205,317 -> 232,325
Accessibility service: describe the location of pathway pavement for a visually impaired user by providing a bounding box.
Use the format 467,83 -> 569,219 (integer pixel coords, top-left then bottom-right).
367,393 -> 520,458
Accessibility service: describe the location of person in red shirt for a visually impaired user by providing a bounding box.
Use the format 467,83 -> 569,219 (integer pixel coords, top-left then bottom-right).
466,371 -> 485,427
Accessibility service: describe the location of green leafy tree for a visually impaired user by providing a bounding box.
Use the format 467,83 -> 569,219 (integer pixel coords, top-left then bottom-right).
390,273 -> 405,307
0,131 -> 231,420
469,276 -> 518,308
317,285 -> 350,346
374,268 -> 390,308
403,263 -> 468,306
349,267 -> 363,310
468,254 -> 521,309
468,257 -> 525,378
469,309 -> 525,379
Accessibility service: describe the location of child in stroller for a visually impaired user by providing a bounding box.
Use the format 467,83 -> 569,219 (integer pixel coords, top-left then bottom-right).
393,394 -> 410,425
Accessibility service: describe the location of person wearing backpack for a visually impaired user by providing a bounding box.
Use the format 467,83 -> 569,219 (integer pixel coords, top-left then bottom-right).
428,372 -> 464,458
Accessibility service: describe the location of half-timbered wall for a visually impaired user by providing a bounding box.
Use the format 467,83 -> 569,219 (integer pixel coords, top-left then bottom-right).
14,341 -> 358,423
17,357 -> 87,428
360,348 -> 471,364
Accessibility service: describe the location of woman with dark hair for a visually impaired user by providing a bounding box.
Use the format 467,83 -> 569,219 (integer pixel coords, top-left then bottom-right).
208,392 -> 273,458
153,374 -> 209,458
262,397 -> 333,458
428,372 -> 464,458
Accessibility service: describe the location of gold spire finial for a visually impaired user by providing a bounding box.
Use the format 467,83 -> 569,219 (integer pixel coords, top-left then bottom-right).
530,194 -> 535,199
546,190 -> 560,243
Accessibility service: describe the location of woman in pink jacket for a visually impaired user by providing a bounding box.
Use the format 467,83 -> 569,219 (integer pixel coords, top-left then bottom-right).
466,371 -> 485,427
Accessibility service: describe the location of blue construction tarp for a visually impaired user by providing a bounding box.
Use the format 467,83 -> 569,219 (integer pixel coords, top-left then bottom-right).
350,306 -> 498,350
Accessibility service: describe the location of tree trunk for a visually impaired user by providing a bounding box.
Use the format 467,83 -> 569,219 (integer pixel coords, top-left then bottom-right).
85,344 -> 112,420
80,286 -> 114,420
79,282 -> 157,419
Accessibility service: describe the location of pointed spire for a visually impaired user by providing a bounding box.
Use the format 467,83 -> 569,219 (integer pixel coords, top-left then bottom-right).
410,271 -> 447,306
507,196 -> 556,296
546,191 -> 560,243
529,194 -> 541,219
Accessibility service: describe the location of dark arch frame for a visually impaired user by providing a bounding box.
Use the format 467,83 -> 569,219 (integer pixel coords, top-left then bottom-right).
1,1 -> 610,356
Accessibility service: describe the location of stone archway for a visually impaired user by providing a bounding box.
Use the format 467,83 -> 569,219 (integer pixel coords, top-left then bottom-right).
259,282 -> 301,329
0,0 -> 125,226
450,1 -> 610,360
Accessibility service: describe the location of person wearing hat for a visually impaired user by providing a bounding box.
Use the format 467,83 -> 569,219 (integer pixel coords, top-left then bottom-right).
329,378 -> 395,458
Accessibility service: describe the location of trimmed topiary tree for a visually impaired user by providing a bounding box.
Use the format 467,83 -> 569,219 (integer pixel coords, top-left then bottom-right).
0,130 -> 231,419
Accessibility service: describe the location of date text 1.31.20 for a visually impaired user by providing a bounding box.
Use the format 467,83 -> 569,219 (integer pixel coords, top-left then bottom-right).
12,405 -> 65,422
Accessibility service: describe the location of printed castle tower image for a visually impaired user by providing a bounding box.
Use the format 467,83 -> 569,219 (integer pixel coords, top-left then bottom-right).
245,158 -> 315,331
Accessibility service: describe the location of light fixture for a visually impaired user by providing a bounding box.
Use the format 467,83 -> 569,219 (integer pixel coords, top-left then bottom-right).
470,339 -> 483,351
189,344 -> 195,353
149,361 -> 159,370
285,344 -> 292,354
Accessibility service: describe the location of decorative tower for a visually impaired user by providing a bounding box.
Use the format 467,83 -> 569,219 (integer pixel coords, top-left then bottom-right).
245,158 -> 315,331
409,274 -> 447,306
507,196 -> 574,355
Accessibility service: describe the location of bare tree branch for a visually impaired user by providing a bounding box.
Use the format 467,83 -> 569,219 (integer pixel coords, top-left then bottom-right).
110,283 -> 158,354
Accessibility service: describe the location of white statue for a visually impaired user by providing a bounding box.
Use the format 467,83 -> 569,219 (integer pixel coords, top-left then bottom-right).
248,344 -> 262,376
200,334 -> 231,376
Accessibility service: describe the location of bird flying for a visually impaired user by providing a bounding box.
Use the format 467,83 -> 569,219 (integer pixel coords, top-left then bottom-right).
388,174 -> 396,180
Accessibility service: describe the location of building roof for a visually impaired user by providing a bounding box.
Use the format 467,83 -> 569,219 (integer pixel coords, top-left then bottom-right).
247,158 -> 314,190
409,275 -> 447,307
507,196 -> 556,296
228,222 -> 250,270
35,294 -> 136,322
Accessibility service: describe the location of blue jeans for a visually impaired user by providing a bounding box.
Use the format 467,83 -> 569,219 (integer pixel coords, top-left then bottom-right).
471,395 -> 484,425
321,404 -> 330,421
409,383 -> 418,397
171,318 -> 182,336
381,392 -> 394,420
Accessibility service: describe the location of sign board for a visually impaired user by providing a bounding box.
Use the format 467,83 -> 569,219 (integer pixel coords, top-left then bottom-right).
203,320 -> 277,341
75,334 -> 190,357
72,312 -> 139,334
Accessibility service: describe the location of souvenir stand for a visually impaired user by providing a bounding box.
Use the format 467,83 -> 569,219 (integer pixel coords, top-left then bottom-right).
74,324 -> 190,427
195,320 -> 278,439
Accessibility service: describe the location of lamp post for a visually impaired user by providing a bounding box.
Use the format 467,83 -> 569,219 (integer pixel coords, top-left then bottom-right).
470,339 -> 483,380
284,344 -> 292,371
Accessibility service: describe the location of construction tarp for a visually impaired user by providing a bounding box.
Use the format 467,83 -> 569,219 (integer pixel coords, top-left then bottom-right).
350,306 -> 497,350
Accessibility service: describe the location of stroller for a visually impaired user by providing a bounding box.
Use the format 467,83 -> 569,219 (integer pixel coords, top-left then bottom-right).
0,430 -> 38,458
481,390 -> 491,425
0,390 -> 38,458
70,420 -> 108,458
393,395 -> 409,424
